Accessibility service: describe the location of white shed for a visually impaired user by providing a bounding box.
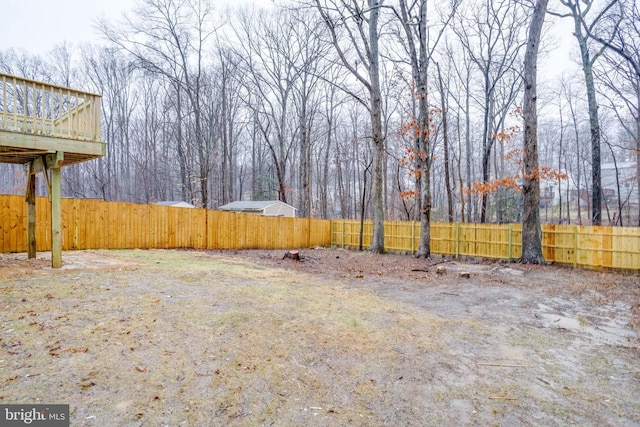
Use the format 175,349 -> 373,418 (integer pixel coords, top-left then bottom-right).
217,200 -> 297,217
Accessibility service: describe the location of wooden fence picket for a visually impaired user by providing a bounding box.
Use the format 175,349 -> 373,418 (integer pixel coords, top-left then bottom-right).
0,194 -> 637,271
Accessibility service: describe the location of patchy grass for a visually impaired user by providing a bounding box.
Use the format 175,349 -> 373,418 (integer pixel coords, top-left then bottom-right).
0,249 -> 638,426
1,250 -> 448,425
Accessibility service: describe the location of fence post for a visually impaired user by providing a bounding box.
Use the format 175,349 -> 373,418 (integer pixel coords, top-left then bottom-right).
455,222 -> 460,259
411,221 -> 415,254
508,224 -> 513,260
573,226 -> 578,268
73,199 -> 78,250
330,219 -> 334,247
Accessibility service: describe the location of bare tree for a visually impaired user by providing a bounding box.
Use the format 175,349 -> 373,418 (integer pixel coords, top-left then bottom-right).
444,41 -> 475,222
231,8 -> 311,205
210,47 -> 245,206
48,42 -> 76,87
581,0 -> 640,80
551,0 -> 620,225
595,55 -> 639,225
80,45 -> 136,201
435,61 -> 454,223
453,0 -> 528,223
288,11 -> 329,217
0,48 -> 49,82
394,0 -> 458,257
100,0 -> 217,207
586,0 -> 640,224
521,0 -> 549,264
317,71 -> 347,218
313,0 -> 386,253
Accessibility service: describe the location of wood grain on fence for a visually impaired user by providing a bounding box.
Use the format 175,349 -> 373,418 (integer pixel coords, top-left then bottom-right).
332,219 -> 639,271
0,195 -> 331,252
0,195 -> 637,271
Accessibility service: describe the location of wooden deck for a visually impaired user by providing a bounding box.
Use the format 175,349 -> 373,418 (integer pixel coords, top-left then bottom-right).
0,72 -> 105,268
0,73 -> 105,166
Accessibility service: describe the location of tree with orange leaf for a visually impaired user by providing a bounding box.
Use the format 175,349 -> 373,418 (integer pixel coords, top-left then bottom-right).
452,0 -> 528,223
396,0 -> 459,258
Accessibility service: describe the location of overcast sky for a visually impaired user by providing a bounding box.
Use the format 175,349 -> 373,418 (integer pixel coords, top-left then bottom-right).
1,0 -> 578,80
0,0 -> 280,55
0,0 -> 135,54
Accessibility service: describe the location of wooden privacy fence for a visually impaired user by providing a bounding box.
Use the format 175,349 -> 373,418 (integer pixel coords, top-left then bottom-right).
0,195 -> 330,252
331,220 -> 640,271
1,195 -> 639,271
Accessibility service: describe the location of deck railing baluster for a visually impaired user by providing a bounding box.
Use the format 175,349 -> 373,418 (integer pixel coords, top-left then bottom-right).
0,72 -> 101,143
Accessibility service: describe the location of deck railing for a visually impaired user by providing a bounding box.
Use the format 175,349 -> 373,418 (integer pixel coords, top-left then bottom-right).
0,73 -> 101,142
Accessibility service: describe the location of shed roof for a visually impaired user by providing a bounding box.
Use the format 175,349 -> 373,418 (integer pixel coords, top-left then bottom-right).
218,200 -> 296,212
154,201 -> 196,208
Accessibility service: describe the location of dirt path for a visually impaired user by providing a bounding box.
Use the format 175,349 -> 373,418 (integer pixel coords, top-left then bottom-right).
1,248 -> 638,426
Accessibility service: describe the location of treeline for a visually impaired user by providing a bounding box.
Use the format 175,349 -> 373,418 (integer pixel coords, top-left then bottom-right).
0,0 -> 638,228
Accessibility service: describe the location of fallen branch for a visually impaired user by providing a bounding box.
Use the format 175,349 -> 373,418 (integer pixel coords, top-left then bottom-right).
536,377 -> 551,386
477,363 -> 532,368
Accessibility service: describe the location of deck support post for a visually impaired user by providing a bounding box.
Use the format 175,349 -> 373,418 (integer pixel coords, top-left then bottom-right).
49,151 -> 64,268
25,162 -> 36,259
23,152 -> 64,267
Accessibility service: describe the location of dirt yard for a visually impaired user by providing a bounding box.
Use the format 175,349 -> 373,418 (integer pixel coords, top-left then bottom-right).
1,248 -> 638,426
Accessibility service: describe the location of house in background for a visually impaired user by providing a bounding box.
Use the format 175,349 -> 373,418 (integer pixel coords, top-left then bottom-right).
154,201 -> 196,208
601,161 -> 638,206
217,200 -> 297,217
539,173 -> 575,208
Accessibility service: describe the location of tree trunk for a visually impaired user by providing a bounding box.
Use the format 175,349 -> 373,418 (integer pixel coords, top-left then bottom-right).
322,113 -> 333,219
398,0 -> 431,257
636,90 -> 640,226
413,94 -> 422,222
565,1 -> 602,225
465,80 -> 472,222
480,76 -> 492,224
605,142 -> 624,225
558,97 -> 564,223
416,76 -> 431,258
368,0 -> 385,254
359,162 -> 371,251
299,104 -> 310,218
521,0 -> 548,264
314,0 -> 386,249
436,62 -> 454,222
175,85 -> 191,203
457,111 -> 466,222
221,77 -> 230,205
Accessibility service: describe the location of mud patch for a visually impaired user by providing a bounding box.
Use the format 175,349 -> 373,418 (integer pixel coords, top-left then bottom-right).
536,301 -> 637,347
